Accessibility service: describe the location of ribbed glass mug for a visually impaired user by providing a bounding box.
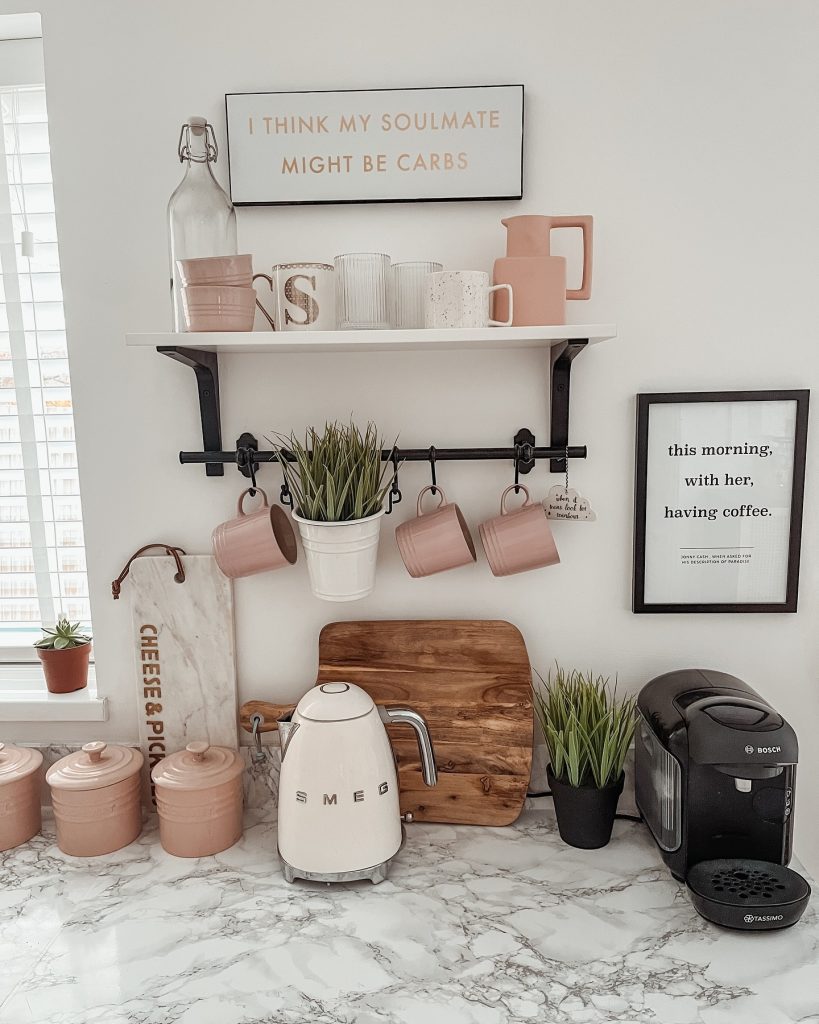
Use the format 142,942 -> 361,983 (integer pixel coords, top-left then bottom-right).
334,252 -> 391,329
392,261 -> 443,328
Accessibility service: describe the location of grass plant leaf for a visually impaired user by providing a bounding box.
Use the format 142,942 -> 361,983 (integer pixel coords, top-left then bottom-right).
532,664 -> 637,790
269,420 -> 398,523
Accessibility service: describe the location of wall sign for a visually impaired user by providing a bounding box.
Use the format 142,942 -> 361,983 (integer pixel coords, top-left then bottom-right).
633,391 -> 809,613
224,85 -> 524,205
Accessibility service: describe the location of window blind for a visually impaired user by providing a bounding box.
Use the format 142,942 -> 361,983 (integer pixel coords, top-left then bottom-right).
0,82 -> 90,653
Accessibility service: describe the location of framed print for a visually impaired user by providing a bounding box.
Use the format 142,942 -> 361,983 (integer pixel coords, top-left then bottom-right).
633,390 -> 809,613
224,85 -> 524,205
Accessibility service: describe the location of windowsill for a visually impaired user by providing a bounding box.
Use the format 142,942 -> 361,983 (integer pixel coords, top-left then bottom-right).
0,665 -> 107,722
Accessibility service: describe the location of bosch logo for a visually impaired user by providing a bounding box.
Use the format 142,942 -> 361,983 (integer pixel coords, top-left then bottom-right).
744,744 -> 781,755
744,913 -> 784,924
744,745 -> 754,754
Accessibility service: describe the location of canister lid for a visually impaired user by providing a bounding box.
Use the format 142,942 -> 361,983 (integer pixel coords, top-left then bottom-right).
295,681 -> 375,722
150,742 -> 243,790
46,742 -> 143,790
0,741 -> 43,782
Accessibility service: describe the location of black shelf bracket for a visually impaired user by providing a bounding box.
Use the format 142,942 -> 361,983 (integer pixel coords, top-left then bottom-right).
157,346 -> 223,477
550,339 -> 588,473
157,336 -> 594,477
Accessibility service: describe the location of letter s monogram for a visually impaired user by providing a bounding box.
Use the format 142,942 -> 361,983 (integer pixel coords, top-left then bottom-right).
284,274 -> 319,326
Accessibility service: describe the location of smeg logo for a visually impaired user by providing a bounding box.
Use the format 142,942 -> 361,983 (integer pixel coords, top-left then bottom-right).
295,781 -> 390,805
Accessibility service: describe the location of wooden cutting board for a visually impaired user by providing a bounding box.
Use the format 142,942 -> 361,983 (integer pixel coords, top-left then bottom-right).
240,619 -> 533,826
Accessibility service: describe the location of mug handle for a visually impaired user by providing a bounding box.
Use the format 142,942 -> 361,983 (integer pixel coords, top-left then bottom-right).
487,283 -> 513,327
252,273 -> 277,331
417,485 -> 447,516
238,487 -> 269,516
547,216 -> 593,299
500,483 -> 531,514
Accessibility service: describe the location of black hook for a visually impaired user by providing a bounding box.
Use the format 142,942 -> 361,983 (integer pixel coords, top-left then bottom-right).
277,452 -> 294,509
429,446 -> 437,496
236,445 -> 258,497
514,445 -> 522,494
235,432 -> 260,496
387,449 -> 402,514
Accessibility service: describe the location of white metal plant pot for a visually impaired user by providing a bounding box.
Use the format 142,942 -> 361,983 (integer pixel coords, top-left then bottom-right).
291,509 -> 385,602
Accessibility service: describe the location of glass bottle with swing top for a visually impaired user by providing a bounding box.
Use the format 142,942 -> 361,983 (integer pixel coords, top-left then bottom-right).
167,116 -> 237,331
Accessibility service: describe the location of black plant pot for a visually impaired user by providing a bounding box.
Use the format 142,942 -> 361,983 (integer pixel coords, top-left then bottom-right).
546,764 -> 625,850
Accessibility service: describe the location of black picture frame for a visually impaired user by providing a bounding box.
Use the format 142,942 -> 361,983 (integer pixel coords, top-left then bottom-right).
224,84 -> 525,207
633,390 -> 809,614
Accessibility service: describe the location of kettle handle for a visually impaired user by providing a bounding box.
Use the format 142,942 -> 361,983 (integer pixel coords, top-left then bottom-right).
379,707 -> 438,787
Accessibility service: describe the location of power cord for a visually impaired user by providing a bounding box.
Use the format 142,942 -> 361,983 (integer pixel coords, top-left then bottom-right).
526,790 -> 643,824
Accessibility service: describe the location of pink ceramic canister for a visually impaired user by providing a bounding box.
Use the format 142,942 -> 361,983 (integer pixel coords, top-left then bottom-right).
212,488 -> 298,579
47,742 -> 143,857
0,742 -> 43,852
479,485 -> 561,577
395,486 -> 476,578
151,742 -> 244,858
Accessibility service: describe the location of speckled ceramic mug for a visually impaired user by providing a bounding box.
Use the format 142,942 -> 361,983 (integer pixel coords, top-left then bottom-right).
424,271 -> 513,329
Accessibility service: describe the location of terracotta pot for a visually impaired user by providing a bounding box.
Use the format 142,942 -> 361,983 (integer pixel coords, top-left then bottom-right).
37,642 -> 91,694
0,742 -> 43,852
47,741 -> 143,856
152,741 -> 244,857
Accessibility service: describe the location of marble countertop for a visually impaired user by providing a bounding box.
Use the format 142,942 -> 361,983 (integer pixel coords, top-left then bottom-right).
2,807 -> 818,1024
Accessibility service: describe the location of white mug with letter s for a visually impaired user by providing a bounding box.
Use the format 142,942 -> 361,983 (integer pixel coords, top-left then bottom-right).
253,262 -> 335,331
424,271 -> 513,329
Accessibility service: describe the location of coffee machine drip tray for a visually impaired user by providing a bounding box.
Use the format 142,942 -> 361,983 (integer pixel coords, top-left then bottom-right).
686,859 -> 811,930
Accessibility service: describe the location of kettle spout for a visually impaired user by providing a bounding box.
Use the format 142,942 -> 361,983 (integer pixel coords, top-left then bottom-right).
380,707 -> 438,786
278,717 -> 300,762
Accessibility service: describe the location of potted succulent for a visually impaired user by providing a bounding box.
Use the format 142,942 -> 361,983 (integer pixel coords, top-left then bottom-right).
533,665 -> 636,849
273,421 -> 396,602
34,616 -> 92,694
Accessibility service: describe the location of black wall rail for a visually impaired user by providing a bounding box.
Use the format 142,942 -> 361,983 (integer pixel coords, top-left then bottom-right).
179,430 -> 586,475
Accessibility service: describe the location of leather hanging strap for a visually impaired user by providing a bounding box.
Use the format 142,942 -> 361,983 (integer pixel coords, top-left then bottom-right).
111,544 -> 187,600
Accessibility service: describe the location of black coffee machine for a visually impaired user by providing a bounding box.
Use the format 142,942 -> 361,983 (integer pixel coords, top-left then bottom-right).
636,668 -> 810,930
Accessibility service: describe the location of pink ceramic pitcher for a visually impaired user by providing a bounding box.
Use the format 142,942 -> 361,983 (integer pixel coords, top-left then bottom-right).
493,215 -> 593,326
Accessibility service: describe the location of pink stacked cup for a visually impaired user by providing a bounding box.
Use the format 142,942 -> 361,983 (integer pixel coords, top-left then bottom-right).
177,254 -> 256,331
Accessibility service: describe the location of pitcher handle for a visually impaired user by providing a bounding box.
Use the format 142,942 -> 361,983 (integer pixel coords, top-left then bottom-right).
547,216 -> 593,300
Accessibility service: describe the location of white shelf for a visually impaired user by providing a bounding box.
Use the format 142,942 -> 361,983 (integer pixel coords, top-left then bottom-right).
126,324 -> 616,355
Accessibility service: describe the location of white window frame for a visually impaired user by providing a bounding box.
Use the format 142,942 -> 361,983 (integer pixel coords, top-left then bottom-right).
0,19 -> 103,722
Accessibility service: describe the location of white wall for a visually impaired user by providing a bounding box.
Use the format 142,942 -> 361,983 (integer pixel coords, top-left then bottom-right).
3,0 -> 817,868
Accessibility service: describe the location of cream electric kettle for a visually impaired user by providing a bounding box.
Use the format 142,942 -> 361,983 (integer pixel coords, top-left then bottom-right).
277,682 -> 437,884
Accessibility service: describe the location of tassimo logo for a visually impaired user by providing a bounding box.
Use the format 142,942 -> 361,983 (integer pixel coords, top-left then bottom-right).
744,913 -> 784,923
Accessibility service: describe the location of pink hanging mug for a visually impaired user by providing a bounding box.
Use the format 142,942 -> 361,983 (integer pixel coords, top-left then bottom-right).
395,486 -> 476,578
212,488 -> 298,579
479,484 -> 560,577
